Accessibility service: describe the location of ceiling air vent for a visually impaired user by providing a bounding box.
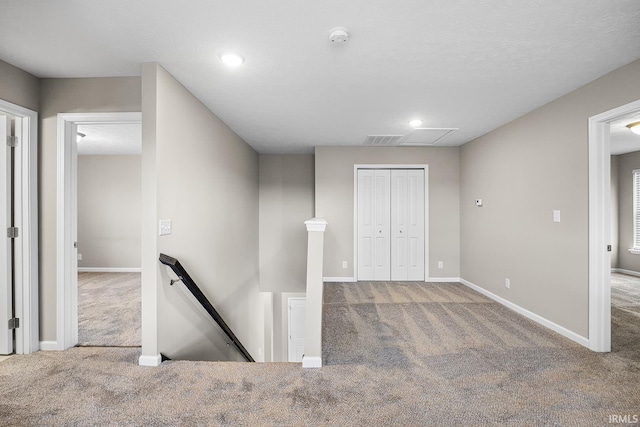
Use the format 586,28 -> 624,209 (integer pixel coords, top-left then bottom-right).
399,128 -> 459,146
364,135 -> 404,146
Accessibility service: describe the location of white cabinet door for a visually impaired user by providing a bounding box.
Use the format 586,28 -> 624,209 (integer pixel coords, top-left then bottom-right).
0,116 -> 13,354
357,170 -> 391,281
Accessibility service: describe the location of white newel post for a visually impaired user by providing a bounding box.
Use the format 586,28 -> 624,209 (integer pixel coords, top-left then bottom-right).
302,218 -> 328,368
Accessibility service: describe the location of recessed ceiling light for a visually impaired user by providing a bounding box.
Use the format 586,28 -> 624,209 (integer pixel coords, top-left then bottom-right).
219,52 -> 245,67
409,119 -> 423,128
627,121 -> 640,135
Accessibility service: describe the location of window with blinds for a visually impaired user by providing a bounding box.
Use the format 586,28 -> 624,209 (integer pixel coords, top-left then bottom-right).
633,169 -> 640,251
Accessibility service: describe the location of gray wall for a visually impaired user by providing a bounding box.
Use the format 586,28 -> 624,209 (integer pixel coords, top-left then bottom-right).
39,77 -> 141,342
142,64 -> 263,361
611,155 -> 619,268
460,59 -> 640,339
77,155 -> 141,269
259,155 -> 314,293
315,146 -> 460,279
615,150 -> 640,272
0,59 -> 39,112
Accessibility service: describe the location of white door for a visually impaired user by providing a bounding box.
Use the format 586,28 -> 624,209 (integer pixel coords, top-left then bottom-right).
0,116 -> 13,354
288,298 -> 305,362
357,170 -> 391,281
358,168 -> 425,282
391,170 -> 425,281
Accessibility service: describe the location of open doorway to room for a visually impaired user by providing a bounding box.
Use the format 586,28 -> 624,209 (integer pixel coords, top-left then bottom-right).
609,111 -> 640,356
589,99 -> 640,353
75,123 -> 142,347
57,112 -> 142,350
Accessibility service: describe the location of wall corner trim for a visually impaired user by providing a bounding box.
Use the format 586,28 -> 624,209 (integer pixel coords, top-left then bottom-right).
302,356 -> 322,368
138,354 -> 162,367
39,341 -> 61,351
460,278 -> 589,348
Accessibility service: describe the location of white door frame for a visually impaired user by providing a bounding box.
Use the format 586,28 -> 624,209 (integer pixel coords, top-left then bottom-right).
588,98 -> 640,352
353,164 -> 429,282
56,112 -> 142,350
0,99 -> 38,354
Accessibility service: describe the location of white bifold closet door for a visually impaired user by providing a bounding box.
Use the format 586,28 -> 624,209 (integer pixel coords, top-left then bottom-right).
391,170 -> 425,281
357,170 -> 391,281
358,169 -> 424,281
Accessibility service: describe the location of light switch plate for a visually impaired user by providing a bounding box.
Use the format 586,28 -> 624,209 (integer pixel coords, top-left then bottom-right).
553,210 -> 561,223
159,219 -> 172,236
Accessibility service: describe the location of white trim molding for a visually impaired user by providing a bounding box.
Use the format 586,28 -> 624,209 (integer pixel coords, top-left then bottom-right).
427,277 -> 462,283
78,267 -> 142,273
302,356 -> 322,368
39,341 -> 61,351
138,354 -> 162,367
305,218 -> 328,232
611,268 -> 640,278
0,99 -> 39,355
460,279 -> 589,347
588,99 -> 640,352
323,277 -> 357,283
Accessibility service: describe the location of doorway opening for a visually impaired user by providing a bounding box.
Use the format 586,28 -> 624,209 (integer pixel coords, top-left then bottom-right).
76,122 -> 142,347
0,99 -> 38,355
56,112 -> 142,350
353,164 -> 429,282
588,98 -> 640,352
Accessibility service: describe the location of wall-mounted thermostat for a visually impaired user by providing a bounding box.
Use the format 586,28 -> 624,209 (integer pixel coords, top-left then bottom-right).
475,199 -> 483,207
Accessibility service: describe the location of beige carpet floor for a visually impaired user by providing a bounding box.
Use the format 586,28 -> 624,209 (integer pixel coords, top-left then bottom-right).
0,281 -> 638,426
78,272 -> 141,347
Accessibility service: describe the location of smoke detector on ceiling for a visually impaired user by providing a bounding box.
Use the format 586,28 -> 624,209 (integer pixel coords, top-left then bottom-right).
329,27 -> 349,44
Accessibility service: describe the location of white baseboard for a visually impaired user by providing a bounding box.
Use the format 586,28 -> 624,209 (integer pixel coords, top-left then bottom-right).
323,277 -> 356,282
611,268 -> 640,278
39,341 -> 62,351
138,354 -> 162,367
78,267 -> 141,273
427,277 -> 462,283
459,278 -> 589,348
302,356 -> 322,368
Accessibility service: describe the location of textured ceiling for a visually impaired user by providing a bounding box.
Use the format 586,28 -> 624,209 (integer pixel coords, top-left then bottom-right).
1,1 -> 639,154
77,123 -> 141,156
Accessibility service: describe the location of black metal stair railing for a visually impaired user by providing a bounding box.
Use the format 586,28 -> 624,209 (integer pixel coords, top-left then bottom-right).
159,253 -> 255,362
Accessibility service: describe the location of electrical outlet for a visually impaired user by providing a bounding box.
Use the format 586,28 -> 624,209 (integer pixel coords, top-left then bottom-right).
342,261 -> 348,269
77,253 -> 83,261
505,278 -> 510,289
438,261 -> 444,269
